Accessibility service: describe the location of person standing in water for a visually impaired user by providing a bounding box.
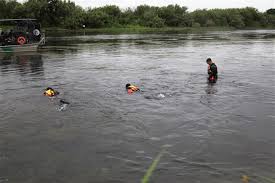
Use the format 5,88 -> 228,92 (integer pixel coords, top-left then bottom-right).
206,58 -> 218,83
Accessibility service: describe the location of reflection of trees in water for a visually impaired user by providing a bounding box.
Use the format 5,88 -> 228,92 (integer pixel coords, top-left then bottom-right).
102,42 -> 124,55
199,83 -> 218,110
0,54 -> 13,74
0,54 -> 13,66
29,55 -> 43,73
0,53 -> 44,76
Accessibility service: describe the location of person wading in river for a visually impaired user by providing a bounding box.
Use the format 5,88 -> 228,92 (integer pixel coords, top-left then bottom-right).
206,58 -> 218,83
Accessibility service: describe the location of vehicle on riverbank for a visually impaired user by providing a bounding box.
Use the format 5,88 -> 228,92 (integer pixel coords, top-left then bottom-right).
0,19 -> 45,54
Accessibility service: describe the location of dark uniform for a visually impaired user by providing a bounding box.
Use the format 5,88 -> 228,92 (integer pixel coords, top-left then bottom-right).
208,63 -> 218,83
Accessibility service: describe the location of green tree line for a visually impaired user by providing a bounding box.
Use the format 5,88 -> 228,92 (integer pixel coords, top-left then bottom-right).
0,0 -> 274,29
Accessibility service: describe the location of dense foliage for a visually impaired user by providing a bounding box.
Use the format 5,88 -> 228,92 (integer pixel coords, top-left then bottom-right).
0,0 -> 274,29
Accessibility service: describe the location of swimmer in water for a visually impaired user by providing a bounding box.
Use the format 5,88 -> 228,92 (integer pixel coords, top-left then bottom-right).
126,83 -> 140,94
44,87 -> 59,97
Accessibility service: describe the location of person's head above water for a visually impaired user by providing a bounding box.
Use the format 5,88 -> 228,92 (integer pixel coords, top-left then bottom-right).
46,87 -> 53,91
125,83 -> 140,94
206,58 -> 213,65
126,83 -> 131,89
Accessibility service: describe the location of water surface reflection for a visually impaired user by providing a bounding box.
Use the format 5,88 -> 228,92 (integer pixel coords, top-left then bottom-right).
0,30 -> 274,183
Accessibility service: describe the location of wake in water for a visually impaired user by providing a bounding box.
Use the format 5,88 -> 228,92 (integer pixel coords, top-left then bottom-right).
57,99 -> 70,112
144,93 -> 166,100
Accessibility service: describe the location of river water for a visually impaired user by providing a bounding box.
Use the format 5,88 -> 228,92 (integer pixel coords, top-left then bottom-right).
0,30 -> 275,183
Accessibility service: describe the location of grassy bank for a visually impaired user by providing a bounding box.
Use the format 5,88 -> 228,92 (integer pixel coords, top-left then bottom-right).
44,26 -> 275,36
1,25 -> 273,36
44,26 -> 238,35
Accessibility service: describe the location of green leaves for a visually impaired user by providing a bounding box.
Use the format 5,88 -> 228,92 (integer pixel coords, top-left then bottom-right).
0,1 -> 273,29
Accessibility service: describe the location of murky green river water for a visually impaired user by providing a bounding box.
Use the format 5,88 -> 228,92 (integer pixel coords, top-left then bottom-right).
0,30 -> 275,183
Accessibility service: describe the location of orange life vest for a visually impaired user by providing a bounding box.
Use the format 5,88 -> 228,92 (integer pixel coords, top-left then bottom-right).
44,89 -> 55,97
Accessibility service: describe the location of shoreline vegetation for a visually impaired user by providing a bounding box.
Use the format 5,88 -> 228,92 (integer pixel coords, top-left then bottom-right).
44,26 -> 274,35
0,0 -> 275,33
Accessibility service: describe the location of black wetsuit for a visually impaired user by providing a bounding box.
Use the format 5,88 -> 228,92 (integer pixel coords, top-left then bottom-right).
208,63 -> 218,83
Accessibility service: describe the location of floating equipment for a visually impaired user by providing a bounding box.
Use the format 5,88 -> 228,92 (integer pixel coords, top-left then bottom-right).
17,36 -> 26,45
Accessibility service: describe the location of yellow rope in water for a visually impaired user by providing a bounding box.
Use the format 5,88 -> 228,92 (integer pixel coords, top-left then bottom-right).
255,175 -> 275,183
141,149 -> 165,183
241,174 -> 275,183
140,148 -> 275,183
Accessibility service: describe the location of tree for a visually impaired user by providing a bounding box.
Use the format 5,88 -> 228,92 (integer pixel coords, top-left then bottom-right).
239,7 -> 261,27
64,5 -> 85,29
265,9 -> 275,26
119,8 -> 136,26
190,9 -> 209,27
266,9 -> 275,15
0,0 -> 21,19
86,9 -> 109,28
85,5 -> 121,28
158,5 -> 188,26
134,5 -> 164,27
226,9 -> 245,28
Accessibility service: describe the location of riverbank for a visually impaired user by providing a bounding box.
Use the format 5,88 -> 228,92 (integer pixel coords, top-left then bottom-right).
44,26 -> 274,36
